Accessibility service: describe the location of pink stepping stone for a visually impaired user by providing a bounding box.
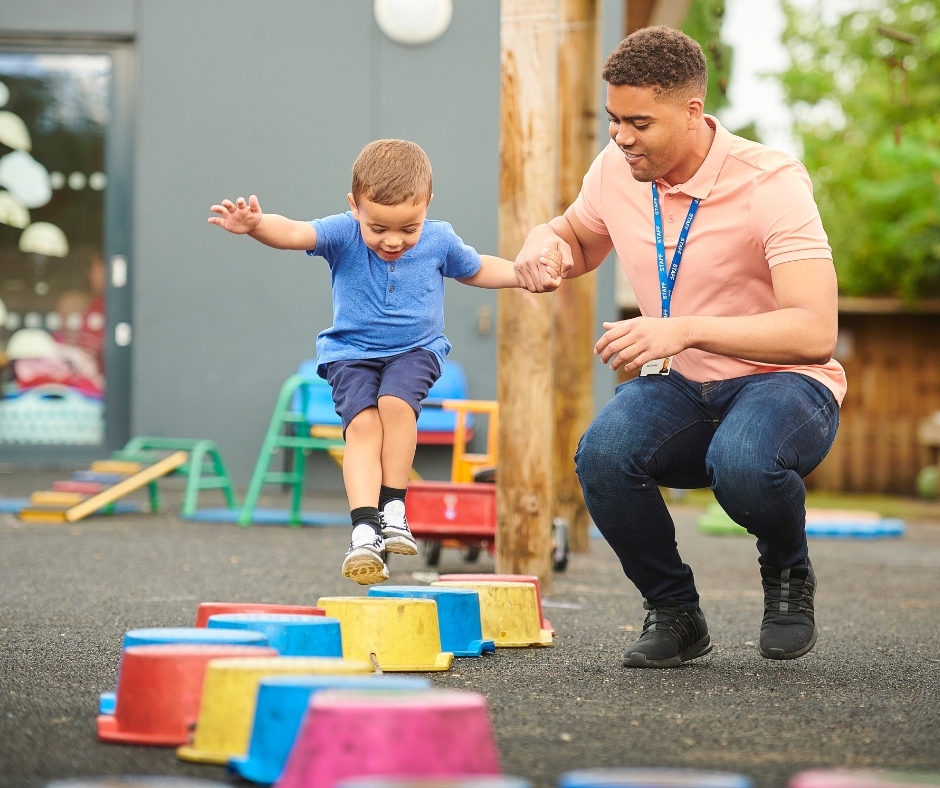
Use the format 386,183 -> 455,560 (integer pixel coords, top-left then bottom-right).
278,690 -> 501,788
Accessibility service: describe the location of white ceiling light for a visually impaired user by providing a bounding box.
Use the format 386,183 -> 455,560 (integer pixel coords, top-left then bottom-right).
0,151 -> 51,209
19,221 -> 69,258
374,0 -> 453,46
0,111 -> 31,151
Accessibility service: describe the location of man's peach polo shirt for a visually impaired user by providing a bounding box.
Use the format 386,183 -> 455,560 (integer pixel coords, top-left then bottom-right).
573,116 -> 847,404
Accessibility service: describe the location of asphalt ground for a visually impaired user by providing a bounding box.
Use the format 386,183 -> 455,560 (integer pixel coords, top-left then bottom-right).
1,469 -> 939,787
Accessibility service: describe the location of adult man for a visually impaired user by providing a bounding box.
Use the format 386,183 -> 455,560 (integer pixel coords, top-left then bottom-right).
515,27 -> 845,668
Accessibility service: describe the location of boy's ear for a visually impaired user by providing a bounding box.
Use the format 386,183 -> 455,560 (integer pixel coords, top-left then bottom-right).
347,193 -> 359,218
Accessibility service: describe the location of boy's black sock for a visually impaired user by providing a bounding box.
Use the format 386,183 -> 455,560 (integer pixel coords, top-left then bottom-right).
350,506 -> 381,535
379,485 -> 407,509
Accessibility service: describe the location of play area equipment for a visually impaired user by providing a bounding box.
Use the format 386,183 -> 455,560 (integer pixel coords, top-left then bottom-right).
790,771 -> 940,788
112,437 -> 239,517
431,580 -> 553,648
236,373 -> 348,527
15,451 -> 188,523
96,644 -> 276,746
46,780 -> 232,787
698,503 -> 906,539
194,602 -> 324,627
228,675 -> 432,785
7,437 -> 240,523
277,690 -> 501,788
559,770 -> 753,788
438,573 -> 554,634
406,398 -> 569,570
338,780 -> 531,788
234,361 -> 472,528
206,614 -> 343,658
317,597 -> 454,672
367,586 -> 496,657
99,627 -> 270,716
407,399 -> 498,565
176,656 -> 371,765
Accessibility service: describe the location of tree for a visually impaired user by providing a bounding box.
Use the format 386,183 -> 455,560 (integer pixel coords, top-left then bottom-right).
779,0 -> 940,300
682,0 -> 732,116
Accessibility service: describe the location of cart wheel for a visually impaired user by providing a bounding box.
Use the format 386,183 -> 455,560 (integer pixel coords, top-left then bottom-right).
463,545 -> 481,563
552,518 -> 569,572
424,540 -> 442,566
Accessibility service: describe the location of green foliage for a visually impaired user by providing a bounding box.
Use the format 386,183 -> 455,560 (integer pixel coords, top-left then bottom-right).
682,0 -> 732,115
779,0 -> 940,299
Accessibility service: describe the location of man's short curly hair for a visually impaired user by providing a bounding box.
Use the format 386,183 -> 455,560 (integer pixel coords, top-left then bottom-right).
602,26 -> 707,101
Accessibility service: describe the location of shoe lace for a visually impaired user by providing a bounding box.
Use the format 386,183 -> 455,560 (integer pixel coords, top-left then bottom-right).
763,568 -> 813,615
640,605 -> 697,646
380,508 -> 408,531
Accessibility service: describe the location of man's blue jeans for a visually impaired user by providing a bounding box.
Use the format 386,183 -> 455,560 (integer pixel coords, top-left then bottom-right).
574,370 -> 839,610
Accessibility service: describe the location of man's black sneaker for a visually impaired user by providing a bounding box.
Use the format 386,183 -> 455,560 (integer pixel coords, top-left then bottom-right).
622,598 -> 712,668
759,561 -> 817,660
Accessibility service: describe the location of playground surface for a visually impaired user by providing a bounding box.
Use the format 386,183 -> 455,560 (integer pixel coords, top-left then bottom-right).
1,468 -> 938,788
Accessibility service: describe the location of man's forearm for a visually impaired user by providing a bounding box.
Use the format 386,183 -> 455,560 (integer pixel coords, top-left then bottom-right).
682,308 -> 837,366
248,214 -> 317,250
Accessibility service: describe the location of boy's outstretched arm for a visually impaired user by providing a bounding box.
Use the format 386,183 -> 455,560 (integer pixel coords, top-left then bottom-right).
208,195 -> 317,251
458,250 -> 563,291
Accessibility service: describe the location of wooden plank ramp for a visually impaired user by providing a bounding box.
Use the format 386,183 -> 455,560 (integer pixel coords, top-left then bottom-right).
65,452 -> 188,523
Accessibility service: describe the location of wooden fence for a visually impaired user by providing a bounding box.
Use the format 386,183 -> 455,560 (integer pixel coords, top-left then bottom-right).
807,305 -> 940,494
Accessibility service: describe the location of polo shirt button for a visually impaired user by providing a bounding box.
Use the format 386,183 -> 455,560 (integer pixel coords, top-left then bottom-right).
389,286 -> 395,292
390,265 -> 395,271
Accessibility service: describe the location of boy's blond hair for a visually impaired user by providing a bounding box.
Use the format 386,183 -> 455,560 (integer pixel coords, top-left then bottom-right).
351,139 -> 433,206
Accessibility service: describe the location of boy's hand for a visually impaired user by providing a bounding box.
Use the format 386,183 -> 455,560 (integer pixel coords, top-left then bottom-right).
535,247 -> 563,292
208,195 -> 263,234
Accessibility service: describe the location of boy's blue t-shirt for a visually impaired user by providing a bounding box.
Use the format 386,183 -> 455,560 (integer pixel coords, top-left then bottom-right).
308,212 -> 482,376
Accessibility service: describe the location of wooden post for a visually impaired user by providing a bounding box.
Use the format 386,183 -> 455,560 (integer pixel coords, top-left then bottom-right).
496,0 -> 560,589
552,0 -> 600,553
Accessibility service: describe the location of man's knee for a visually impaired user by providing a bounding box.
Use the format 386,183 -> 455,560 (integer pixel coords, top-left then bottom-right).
706,434 -> 779,502
575,403 -> 647,486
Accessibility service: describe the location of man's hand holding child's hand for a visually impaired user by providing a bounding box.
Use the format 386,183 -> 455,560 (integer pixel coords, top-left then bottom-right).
535,247 -> 564,292
209,195 -> 263,234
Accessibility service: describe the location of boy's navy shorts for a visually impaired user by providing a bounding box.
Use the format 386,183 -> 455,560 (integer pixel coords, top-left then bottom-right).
325,348 -> 442,432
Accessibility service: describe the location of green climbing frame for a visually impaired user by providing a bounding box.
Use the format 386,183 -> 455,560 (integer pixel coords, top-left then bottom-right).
112,436 -> 238,517
238,374 -> 345,526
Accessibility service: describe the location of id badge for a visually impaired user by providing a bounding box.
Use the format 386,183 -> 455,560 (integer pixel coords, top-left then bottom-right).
640,356 -> 673,377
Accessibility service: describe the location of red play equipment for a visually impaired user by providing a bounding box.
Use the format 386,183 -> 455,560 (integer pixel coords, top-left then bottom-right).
406,400 -> 568,570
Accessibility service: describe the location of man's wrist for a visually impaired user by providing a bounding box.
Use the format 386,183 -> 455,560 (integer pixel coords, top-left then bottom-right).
678,315 -> 700,352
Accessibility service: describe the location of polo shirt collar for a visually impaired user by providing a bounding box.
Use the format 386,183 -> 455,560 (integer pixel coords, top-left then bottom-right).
658,115 -> 731,200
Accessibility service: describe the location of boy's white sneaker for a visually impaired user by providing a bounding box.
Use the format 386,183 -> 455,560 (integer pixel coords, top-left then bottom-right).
342,524 -> 389,585
380,499 -> 419,556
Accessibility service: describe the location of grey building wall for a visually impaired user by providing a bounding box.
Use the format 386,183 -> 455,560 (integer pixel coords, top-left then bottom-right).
0,0 -> 621,491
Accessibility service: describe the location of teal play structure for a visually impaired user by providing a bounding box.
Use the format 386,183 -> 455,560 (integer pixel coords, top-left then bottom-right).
236,360 -> 470,527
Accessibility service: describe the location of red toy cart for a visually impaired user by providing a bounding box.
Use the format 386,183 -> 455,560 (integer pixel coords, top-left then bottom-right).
406,400 -> 568,570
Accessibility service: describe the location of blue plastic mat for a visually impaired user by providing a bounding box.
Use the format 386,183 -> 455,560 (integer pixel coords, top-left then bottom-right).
805,517 -> 905,538
0,499 -> 145,515
698,502 -> 905,539
182,508 -> 348,526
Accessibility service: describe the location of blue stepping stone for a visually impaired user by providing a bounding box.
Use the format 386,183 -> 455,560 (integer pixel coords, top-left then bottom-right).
207,614 -> 342,657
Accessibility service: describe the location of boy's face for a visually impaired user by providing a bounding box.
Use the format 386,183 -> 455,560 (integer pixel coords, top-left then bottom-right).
347,194 -> 431,262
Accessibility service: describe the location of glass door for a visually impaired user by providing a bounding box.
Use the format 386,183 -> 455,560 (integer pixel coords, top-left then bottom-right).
0,44 -> 132,459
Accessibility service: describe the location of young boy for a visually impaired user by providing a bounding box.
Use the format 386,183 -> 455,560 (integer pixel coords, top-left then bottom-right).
209,139 -> 562,585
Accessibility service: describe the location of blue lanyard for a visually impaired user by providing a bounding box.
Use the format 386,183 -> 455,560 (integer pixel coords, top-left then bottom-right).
652,182 -> 700,318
